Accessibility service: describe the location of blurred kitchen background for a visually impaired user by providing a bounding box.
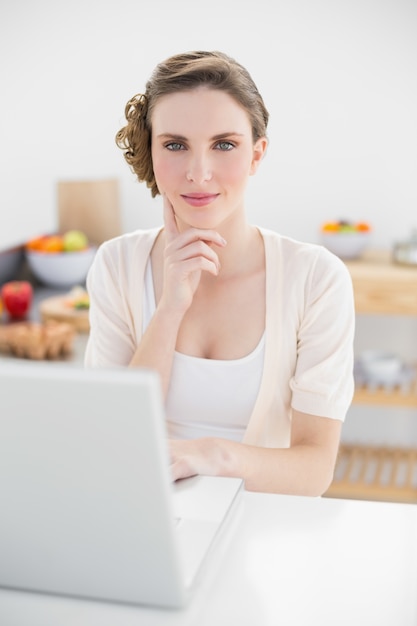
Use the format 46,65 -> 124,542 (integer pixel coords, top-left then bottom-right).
1,1 -> 417,472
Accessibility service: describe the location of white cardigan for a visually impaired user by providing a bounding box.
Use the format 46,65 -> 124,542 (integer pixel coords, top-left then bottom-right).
85,227 -> 355,448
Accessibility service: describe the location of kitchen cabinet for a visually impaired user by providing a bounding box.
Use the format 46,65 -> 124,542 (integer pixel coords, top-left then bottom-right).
326,250 -> 417,503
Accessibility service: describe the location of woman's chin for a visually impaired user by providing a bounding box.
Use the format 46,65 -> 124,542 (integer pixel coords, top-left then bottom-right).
175,211 -> 223,232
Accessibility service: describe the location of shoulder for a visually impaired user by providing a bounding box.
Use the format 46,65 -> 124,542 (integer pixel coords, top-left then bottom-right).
258,227 -> 351,280
259,227 -> 353,308
87,227 -> 162,288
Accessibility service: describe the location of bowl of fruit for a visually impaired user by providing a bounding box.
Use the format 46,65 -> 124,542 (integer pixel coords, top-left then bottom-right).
320,220 -> 371,260
25,230 -> 96,288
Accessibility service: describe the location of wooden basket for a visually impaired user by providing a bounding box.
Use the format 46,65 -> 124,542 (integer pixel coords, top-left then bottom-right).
325,444 -> 417,504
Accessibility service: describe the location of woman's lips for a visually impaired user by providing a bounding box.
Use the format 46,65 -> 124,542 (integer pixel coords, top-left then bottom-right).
180,193 -> 220,207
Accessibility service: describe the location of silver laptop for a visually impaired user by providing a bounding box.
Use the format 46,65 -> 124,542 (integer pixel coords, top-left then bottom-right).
0,361 -> 243,608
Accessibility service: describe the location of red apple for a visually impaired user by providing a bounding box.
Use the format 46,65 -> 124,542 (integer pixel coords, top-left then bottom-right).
1,281 -> 33,319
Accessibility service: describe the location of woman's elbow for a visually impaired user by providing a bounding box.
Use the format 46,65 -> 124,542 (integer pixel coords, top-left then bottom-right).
305,464 -> 335,497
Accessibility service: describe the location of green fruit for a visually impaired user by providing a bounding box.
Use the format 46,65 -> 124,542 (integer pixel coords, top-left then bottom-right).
338,221 -> 356,233
63,230 -> 88,252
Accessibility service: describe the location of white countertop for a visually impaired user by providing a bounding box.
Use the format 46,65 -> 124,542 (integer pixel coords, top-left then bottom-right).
0,285 -> 88,366
1,492 -> 416,626
2,289 -> 416,625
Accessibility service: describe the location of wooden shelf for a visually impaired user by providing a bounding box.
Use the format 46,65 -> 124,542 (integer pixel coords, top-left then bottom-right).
332,253 -> 417,502
353,378 -> 417,408
345,250 -> 417,316
345,251 -> 417,411
325,444 -> 417,504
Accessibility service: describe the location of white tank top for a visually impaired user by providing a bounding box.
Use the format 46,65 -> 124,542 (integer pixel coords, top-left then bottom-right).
143,260 -> 265,442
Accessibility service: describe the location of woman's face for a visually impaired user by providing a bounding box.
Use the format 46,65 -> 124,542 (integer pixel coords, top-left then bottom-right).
151,87 -> 266,231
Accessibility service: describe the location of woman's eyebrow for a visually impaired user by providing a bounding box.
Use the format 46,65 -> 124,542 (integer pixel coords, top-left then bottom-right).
156,133 -> 187,141
211,132 -> 245,140
156,132 -> 245,141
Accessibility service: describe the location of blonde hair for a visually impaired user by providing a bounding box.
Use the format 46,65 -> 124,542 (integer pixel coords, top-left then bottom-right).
115,50 -> 269,198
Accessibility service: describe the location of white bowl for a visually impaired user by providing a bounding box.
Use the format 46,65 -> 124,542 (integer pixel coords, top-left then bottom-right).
321,232 -> 370,260
359,350 -> 403,382
26,247 -> 97,288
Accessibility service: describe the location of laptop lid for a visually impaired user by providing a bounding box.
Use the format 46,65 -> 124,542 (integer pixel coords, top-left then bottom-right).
0,361 -> 242,608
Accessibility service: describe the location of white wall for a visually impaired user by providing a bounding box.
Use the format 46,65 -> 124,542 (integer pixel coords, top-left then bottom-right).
1,0 -> 416,250
1,0 -> 417,445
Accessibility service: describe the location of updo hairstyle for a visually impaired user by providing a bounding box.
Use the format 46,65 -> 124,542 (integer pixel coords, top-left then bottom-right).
115,50 -> 269,198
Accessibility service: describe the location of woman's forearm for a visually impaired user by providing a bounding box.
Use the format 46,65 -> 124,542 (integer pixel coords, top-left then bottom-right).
170,436 -> 337,497
221,439 -> 336,496
129,303 -> 184,396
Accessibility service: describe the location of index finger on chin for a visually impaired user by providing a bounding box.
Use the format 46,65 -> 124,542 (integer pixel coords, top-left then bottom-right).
163,195 -> 179,242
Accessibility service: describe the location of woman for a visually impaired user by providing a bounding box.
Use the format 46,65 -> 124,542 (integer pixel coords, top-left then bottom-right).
85,50 -> 355,495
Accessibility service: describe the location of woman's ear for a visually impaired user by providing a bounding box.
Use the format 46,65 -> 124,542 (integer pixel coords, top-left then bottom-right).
250,137 -> 268,175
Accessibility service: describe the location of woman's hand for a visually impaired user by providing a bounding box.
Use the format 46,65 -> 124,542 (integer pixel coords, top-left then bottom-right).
169,438 -> 213,481
169,437 -> 234,482
161,196 -> 227,315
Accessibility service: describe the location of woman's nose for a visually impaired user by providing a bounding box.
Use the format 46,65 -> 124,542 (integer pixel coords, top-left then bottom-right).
185,153 -> 212,183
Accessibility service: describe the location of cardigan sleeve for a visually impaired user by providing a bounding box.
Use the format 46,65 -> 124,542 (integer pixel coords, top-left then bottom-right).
289,245 -> 355,421
84,229 -> 160,368
84,240 -> 138,367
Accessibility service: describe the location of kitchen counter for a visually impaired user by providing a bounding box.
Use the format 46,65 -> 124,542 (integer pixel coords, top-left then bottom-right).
0,285 -> 88,366
0,492 -> 416,626
1,275 -> 417,624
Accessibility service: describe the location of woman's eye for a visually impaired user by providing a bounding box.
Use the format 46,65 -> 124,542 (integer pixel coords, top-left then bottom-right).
165,142 -> 184,151
215,141 -> 234,151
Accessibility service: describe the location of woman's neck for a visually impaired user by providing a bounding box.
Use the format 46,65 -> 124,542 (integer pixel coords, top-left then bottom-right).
215,222 -> 263,280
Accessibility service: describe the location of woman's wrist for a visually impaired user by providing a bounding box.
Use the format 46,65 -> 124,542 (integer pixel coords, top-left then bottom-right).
206,437 -> 242,479
156,295 -> 188,327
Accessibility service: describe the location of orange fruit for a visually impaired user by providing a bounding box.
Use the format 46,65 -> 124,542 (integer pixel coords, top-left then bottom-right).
356,222 -> 371,232
321,222 -> 340,232
26,235 -> 48,251
41,235 -> 64,253
26,234 -> 65,252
